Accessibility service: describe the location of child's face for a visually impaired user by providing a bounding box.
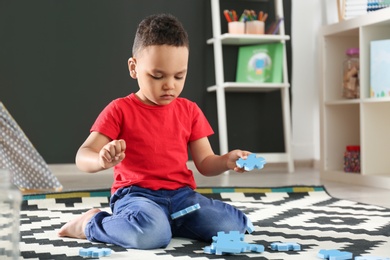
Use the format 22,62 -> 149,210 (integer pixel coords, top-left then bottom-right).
129,45 -> 189,106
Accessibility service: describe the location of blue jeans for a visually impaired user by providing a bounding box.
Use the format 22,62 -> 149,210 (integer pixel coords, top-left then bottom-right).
85,186 -> 250,249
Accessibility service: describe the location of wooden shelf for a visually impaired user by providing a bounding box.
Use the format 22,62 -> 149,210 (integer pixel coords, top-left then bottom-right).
207,82 -> 289,92
324,99 -> 360,106
321,7 -> 390,37
319,7 -> 390,189
208,0 -> 294,173
207,33 -> 290,45
361,97 -> 390,104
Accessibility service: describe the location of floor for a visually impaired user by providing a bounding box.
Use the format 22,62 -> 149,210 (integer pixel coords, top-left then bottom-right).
49,162 -> 390,208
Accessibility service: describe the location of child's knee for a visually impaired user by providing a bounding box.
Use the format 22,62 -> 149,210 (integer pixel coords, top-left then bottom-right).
122,221 -> 172,249
119,208 -> 172,249
139,226 -> 171,249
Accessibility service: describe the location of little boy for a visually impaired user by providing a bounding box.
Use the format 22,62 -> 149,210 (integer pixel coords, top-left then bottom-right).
58,13 -> 253,249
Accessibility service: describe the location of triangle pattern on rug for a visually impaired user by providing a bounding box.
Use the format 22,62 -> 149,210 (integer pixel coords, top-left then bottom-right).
18,186 -> 390,259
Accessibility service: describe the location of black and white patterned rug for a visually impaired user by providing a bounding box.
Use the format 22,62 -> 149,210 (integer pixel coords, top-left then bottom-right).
19,186 -> 390,259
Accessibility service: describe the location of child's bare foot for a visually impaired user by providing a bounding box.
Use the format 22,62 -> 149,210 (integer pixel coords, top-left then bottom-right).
58,208 -> 101,239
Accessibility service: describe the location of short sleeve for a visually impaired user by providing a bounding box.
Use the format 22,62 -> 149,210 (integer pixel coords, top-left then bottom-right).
189,103 -> 214,142
90,100 -> 123,140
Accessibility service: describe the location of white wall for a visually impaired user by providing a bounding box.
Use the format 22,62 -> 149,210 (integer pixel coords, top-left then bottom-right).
291,0 -> 338,161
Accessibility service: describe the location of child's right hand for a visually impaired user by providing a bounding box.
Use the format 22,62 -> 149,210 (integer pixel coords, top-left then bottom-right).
99,139 -> 126,169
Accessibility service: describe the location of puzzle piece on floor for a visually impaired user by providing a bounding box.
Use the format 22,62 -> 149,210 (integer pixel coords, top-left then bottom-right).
204,239 -> 264,255
355,257 -> 390,260
270,242 -> 301,251
236,154 -> 266,171
204,230 -> 264,255
212,230 -> 245,243
79,247 -> 112,258
318,249 -> 353,260
205,231 -> 245,255
171,203 -> 200,219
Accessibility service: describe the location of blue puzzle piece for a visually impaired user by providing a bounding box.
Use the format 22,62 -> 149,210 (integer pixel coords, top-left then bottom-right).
79,247 -> 111,258
171,203 -> 200,219
204,231 -> 264,255
236,154 -> 266,171
205,233 -> 245,255
205,240 -> 264,255
212,230 -> 244,243
318,249 -> 353,260
355,257 -> 390,260
247,244 -> 264,253
211,240 -> 247,255
270,242 -> 301,251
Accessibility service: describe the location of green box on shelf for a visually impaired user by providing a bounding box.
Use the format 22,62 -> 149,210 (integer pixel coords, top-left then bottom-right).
236,43 -> 283,83
370,39 -> 390,98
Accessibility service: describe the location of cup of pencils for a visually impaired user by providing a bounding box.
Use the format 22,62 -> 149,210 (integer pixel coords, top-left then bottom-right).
244,10 -> 267,34
224,9 -> 268,35
246,20 -> 264,34
224,10 -> 245,34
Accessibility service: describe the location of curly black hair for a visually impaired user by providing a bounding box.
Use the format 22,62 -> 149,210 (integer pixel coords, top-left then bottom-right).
132,13 -> 189,57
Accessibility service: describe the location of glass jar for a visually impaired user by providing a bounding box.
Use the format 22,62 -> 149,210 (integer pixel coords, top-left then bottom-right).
0,169 -> 22,259
344,145 -> 360,173
342,48 -> 360,99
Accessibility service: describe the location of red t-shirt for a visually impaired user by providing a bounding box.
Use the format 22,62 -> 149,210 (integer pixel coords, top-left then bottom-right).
91,93 -> 214,194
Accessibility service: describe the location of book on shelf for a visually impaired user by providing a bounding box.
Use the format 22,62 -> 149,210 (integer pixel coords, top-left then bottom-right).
370,39 -> 390,98
236,43 -> 283,84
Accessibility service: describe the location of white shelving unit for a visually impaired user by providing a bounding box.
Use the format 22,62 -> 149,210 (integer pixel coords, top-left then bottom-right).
319,7 -> 390,189
208,0 -> 294,172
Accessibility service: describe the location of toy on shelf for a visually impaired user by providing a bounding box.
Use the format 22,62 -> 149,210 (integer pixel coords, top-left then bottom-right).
318,249 -> 353,260
342,48 -> 360,99
270,242 -> 301,251
204,231 -> 264,255
79,247 -> 112,258
236,154 -> 266,171
171,203 -> 200,220
344,145 -> 360,173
